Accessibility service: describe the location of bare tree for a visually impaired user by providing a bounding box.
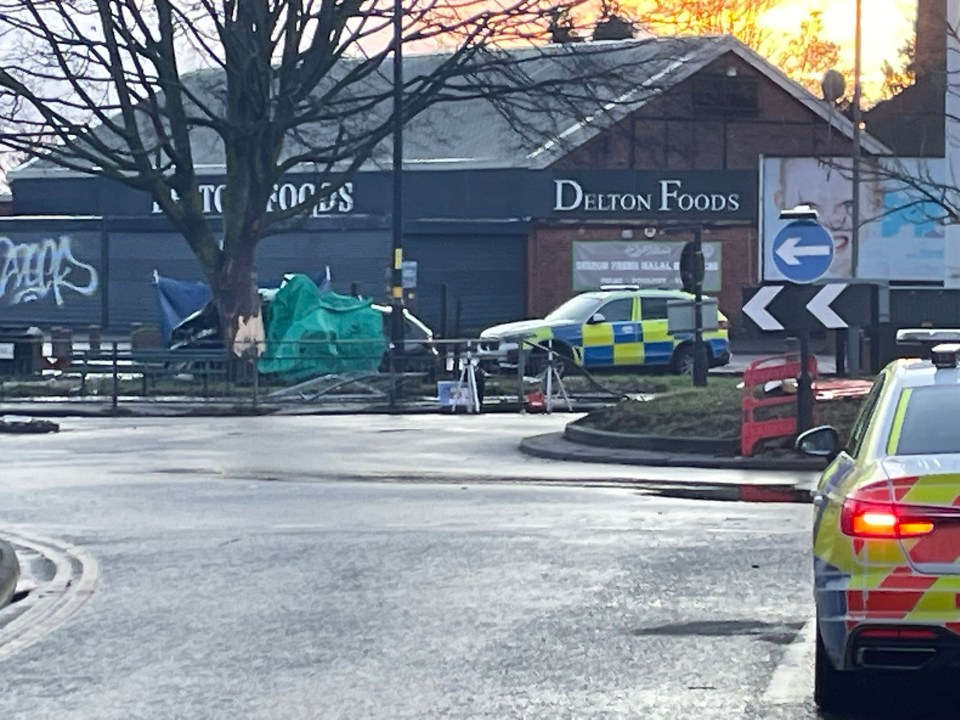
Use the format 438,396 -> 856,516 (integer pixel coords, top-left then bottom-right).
857,10 -> 959,229
634,0 -> 846,96
881,36 -> 917,100
0,0 -> 668,353
638,0 -> 776,49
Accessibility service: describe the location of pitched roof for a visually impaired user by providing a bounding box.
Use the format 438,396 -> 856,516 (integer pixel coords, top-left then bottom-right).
11,34 -> 890,180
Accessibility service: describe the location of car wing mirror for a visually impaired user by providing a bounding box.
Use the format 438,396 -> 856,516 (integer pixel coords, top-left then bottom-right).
588,312 -> 606,324
795,426 -> 841,461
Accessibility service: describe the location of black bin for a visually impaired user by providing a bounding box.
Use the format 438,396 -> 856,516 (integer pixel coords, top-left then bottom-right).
0,327 -> 44,377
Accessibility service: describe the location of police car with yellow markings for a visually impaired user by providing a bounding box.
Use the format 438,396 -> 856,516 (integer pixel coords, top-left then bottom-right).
797,329 -> 960,714
478,287 -> 730,375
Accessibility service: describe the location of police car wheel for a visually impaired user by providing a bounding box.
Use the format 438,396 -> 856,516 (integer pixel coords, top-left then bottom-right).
673,346 -> 694,375
673,345 -> 712,375
814,620 -> 858,713
526,344 -> 572,378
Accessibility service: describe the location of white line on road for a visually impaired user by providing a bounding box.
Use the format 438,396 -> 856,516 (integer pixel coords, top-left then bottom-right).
762,618 -> 816,706
0,530 -> 99,662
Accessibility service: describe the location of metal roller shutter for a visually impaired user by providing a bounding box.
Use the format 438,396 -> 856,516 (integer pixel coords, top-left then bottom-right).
405,231 -> 526,336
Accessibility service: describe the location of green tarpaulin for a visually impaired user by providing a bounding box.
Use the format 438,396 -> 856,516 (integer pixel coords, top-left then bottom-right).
258,274 -> 385,380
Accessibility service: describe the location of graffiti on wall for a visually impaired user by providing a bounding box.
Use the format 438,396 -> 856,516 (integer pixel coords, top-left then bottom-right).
0,235 -> 99,306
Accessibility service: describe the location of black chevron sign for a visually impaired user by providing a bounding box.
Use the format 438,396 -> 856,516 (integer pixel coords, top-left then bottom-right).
741,283 -> 877,332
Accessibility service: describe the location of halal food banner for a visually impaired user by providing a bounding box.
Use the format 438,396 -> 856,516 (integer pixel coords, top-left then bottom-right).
572,240 -> 722,293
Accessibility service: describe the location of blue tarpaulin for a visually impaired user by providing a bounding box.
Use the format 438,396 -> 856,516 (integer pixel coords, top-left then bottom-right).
153,272 -> 211,343
153,269 -> 333,343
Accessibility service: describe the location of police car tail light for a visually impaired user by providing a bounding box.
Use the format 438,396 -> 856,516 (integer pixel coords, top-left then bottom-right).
841,481 -> 936,539
841,500 -> 935,539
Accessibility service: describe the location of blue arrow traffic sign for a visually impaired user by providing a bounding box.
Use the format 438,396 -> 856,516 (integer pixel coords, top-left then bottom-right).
772,219 -> 834,283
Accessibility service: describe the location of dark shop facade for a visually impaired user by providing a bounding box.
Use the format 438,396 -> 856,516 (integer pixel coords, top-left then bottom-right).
0,166 -> 760,337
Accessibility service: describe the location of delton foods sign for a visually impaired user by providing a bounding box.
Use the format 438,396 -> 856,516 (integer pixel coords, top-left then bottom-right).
152,180 -> 354,216
547,171 -> 755,219
555,178 -> 741,214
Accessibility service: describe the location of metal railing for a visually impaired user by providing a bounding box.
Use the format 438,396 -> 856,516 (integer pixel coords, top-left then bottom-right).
0,336 -> 623,412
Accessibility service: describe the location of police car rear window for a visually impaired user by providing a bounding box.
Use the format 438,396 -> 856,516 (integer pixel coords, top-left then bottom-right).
889,386 -> 960,455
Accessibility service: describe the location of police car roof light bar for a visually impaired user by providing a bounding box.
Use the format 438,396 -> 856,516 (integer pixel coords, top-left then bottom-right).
896,328 -> 960,345
598,284 -> 641,291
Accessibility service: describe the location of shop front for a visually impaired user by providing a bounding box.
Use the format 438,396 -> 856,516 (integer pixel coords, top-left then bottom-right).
525,169 -> 759,322
2,169 -> 534,335
1,164 -> 765,336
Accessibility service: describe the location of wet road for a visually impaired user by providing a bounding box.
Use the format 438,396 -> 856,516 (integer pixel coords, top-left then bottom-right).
0,415 -> 954,719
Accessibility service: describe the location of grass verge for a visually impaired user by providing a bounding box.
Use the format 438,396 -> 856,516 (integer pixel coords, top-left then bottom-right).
581,377 -> 864,453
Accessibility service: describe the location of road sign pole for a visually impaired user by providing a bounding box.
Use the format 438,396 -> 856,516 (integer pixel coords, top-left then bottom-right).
693,227 -> 707,388
797,330 -> 814,434
835,328 -> 847,377
847,326 -> 861,376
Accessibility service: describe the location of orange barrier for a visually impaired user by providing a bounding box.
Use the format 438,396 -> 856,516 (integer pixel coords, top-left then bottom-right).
741,354 -> 818,457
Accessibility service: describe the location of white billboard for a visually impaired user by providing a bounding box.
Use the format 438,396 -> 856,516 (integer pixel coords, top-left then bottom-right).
946,0 -> 960,285
760,157 -> 947,282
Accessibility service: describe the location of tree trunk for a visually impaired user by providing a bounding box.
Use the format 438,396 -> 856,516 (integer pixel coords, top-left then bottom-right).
211,247 -> 263,361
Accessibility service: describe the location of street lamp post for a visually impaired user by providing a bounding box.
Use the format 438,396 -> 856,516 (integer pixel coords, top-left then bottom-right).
851,0 -> 862,278
848,0 -> 863,374
390,0 -> 405,365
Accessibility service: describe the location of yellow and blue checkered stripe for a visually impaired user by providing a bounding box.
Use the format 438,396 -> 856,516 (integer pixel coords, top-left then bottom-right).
537,322 -> 727,369
581,322 -> 643,366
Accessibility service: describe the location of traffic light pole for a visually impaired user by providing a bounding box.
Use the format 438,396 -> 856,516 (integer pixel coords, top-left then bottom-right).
390,0 -> 405,365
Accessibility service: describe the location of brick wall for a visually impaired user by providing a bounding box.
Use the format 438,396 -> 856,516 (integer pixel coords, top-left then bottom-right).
528,224 -> 755,324
554,53 -> 857,172
528,49 -> 862,324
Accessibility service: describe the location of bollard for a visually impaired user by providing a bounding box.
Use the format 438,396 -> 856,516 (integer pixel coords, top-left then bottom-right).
88,325 -> 102,353
51,326 -> 73,369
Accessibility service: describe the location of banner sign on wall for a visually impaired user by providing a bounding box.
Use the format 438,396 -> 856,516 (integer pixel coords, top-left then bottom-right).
761,157 -> 948,282
572,239 -> 722,292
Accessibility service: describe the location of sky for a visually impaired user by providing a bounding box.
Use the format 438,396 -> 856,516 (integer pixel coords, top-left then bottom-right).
760,0 -> 917,88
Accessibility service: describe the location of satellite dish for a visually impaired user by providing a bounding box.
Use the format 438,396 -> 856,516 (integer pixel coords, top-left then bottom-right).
821,69 -> 846,103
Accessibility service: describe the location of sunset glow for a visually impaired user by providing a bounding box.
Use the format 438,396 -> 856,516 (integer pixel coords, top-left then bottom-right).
758,0 -> 916,89
619,0 -> 919,101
